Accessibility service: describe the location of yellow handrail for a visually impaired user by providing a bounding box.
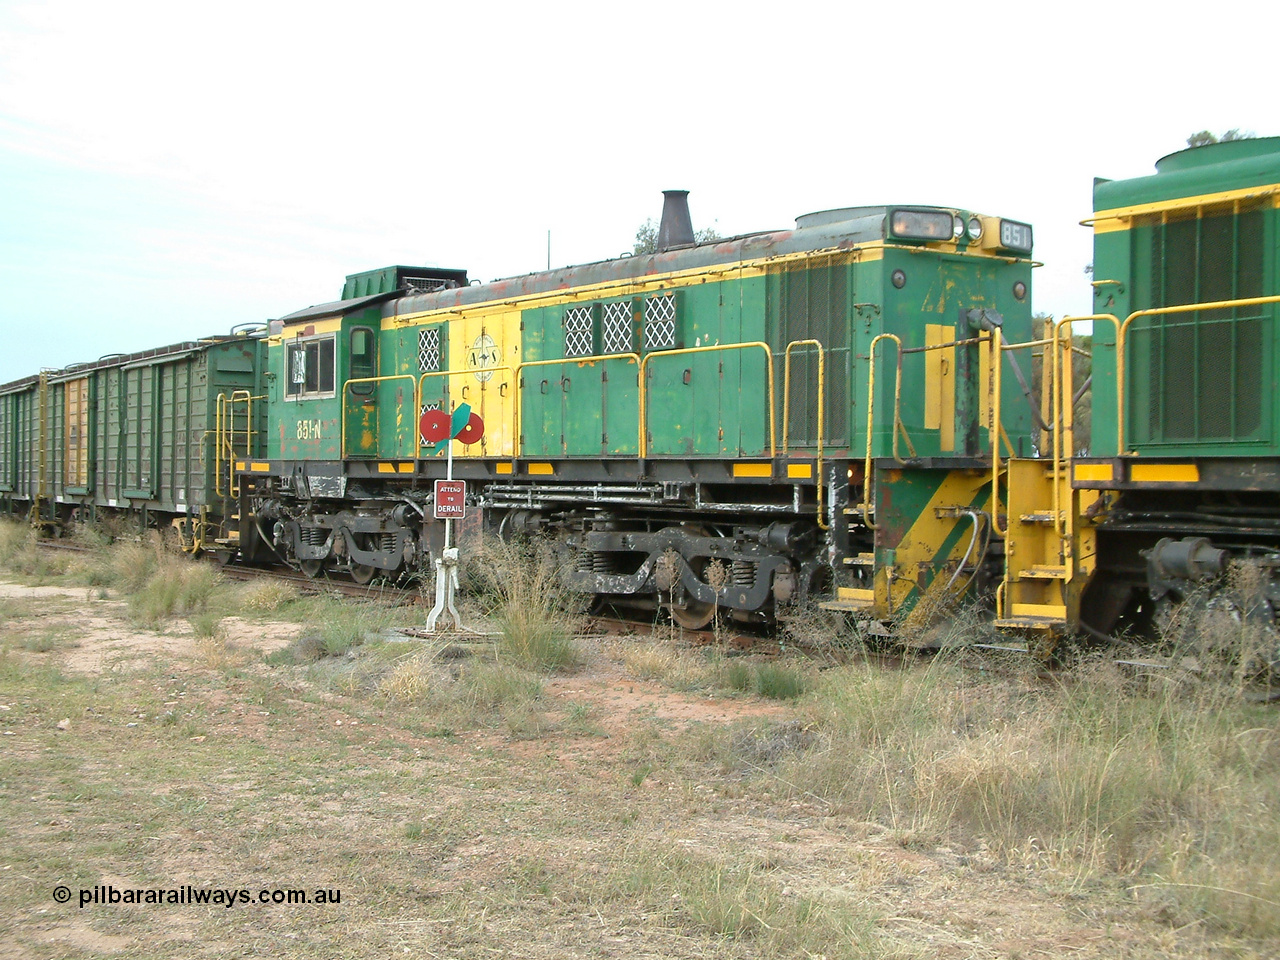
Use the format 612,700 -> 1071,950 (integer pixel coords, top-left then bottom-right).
227,390 -> 248,497
782,339 -> 827,530
418,365 -> 515,456
984,336 -> 1060,536
638,342 -> 776,458
859,332 -> 904,529
988,328 -> 1007,535
213,394 -> 224,496
1051,315 -> 1117,536
340,375 -> 419,459
216,390 -> 262,498
1117,294 -> 1280,454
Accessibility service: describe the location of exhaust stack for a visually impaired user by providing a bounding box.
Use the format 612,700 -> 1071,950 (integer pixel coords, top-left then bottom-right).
656,190 -> 695,253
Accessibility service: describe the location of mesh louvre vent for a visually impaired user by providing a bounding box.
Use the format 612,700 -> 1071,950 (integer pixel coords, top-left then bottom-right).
1136,208 -> 1266,443
643,294 -> 676,349
403,276 -> 452,295
603,302 -> 633,353
564,306 -> 594,357
418,328 -> 441,372
778,258 -> 850,446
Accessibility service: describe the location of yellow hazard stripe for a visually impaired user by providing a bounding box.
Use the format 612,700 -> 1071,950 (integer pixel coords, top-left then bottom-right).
1130,463 -> 1199,483
1073,463 -> 1114,482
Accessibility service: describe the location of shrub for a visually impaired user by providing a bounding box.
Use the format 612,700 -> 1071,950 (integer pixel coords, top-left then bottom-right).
128,560 -> 222,628
467,537 -> 584,672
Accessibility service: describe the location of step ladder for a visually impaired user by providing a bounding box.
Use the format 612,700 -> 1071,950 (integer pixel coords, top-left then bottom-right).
993,459 -> 1078,633
820,584 -> 875,614
821,503 -> 876,614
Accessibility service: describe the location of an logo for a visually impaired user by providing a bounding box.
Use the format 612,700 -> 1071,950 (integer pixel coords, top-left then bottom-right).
466,334 -> 500,383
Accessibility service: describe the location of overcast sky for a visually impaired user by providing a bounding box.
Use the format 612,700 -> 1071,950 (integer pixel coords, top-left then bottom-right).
0,0 -> 1272,384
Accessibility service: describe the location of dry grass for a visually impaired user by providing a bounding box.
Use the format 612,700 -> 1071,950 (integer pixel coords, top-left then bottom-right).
606,844 -> 884,957
780,600 -> 863,653
192,632 -> 251,670
237,578 -> 301,613
709,654 -> 1280,941
466,536 -> 585,672
128,561 -> 224,628
0,519 -> 75,581
371,643 -> 549,736
1155,561 -> 1280,693
3,516 -> 1279,957
621,639 -> 812,699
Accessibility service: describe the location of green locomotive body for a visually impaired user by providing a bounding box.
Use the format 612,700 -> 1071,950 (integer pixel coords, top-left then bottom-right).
1073,137 -> 1280,646
247,196 -> 1038,619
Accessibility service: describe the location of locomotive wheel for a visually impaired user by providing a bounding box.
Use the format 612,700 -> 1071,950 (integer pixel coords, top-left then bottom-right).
667,531 -> 718,630
349,562 -> 378,585
299,560 -> 325,579
670,593 -> 716,630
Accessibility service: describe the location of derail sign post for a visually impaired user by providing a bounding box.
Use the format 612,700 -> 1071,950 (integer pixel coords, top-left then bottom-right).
433,480 -> 466,519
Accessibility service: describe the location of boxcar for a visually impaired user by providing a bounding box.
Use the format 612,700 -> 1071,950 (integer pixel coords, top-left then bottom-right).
0,336 -> 267,547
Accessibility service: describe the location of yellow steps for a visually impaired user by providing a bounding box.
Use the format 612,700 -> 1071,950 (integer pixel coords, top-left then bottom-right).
1017,564 -> 1066,581
820,585 -> 874,613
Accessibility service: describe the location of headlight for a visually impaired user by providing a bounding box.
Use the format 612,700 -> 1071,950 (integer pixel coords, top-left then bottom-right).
889,208 -> 954,242
967,218 -> 983,241
952,216 -> 965,240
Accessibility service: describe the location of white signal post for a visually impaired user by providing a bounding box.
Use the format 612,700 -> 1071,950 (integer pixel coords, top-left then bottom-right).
425,426 -> 465,631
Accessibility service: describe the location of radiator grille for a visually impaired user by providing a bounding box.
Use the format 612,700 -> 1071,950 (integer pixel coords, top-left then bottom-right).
1135,207 -> 1266,444
777,256 -> 849,447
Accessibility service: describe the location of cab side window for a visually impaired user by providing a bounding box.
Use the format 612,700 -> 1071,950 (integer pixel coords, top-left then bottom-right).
286,336 -> 336,398
349,327 -> 377,395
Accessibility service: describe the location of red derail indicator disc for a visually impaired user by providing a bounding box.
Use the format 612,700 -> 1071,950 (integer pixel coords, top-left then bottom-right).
455,412 -> 485,445
419,409 -> 451,443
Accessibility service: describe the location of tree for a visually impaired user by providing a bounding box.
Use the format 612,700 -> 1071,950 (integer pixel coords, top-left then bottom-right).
632,219 -> 721,256
1186,129 -> 1255,148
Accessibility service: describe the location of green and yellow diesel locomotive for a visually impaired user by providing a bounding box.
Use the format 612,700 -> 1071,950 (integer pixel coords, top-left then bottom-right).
238,191 -> 1038,627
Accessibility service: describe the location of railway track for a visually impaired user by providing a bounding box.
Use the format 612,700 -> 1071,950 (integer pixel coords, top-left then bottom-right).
35,538 -> 95,553
37,537 -> 1273,694
34,536 -> 777,648
26,537 -> 958,655
218,563 -> 424,604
